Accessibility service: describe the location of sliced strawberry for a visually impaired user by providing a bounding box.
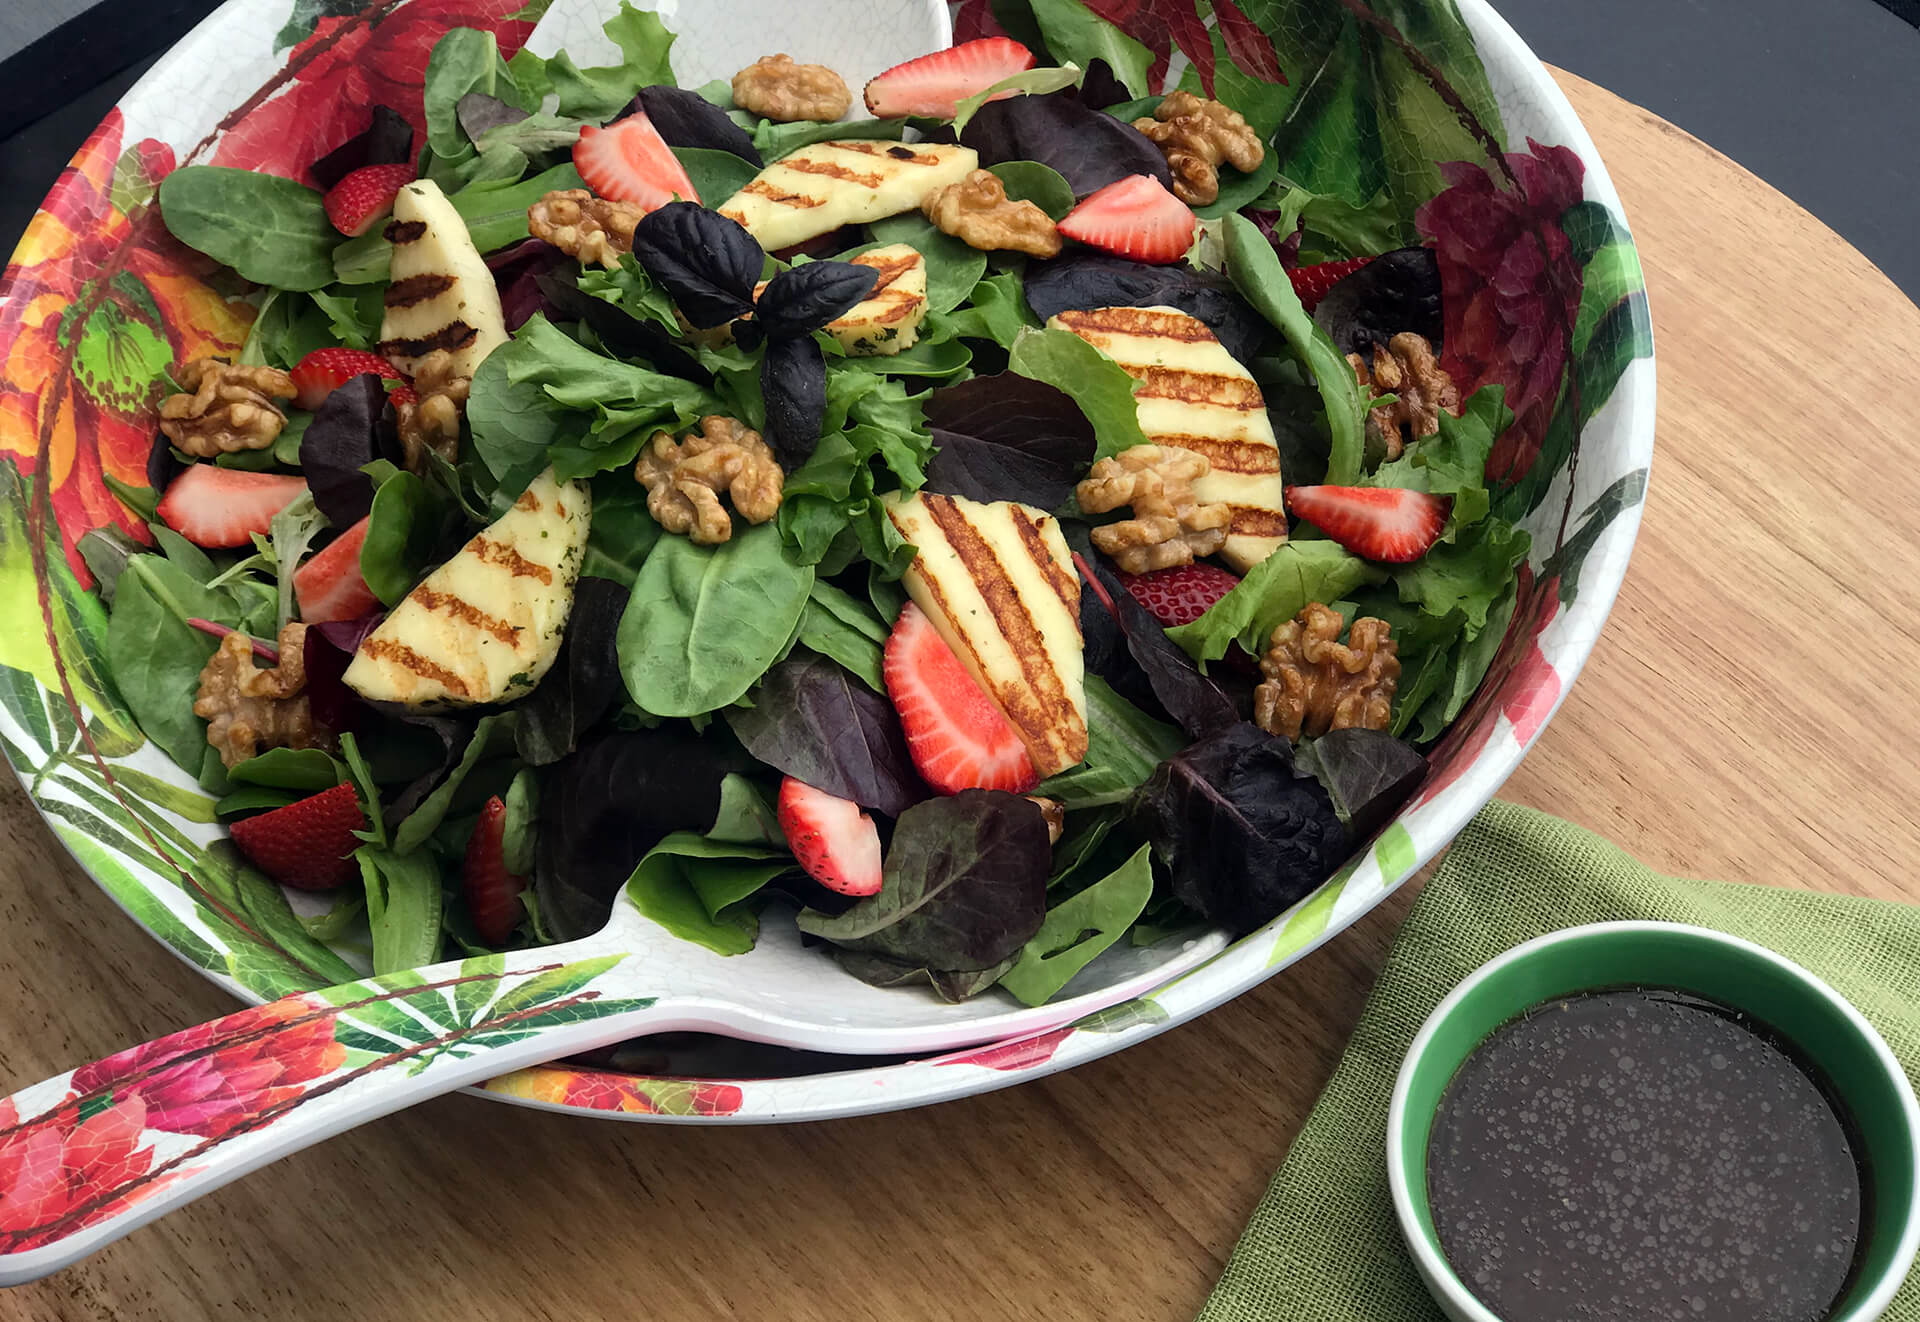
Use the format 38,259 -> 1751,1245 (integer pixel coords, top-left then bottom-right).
1285,485 -> 1450,563
293,516 -> 380,623
229,782 -> 365,891
883,603 -> 1038,795
289,346 -> 407,410
323,162 -> 417,237
1057,174 -> 1196,265
1287,255 -> 1375,313
463,795 -> 529,944
574,113 -> 698,210
775,777 -> 883,898
863,36 -> 1036,119
156,466 -> 307,549
1118,563 -> 1241,628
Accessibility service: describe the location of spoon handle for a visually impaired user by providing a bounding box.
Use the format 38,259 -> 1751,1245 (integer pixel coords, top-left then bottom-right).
0,936 -> 670,1284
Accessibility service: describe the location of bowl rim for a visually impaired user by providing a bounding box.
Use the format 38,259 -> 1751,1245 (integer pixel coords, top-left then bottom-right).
0,0 -> 1658,1124
1385,919 -> 1920,1322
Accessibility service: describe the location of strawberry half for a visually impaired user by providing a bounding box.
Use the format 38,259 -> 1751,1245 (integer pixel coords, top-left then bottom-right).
293,516 -> 380,623
883,602 -> 1038,795
1057,174 -> 1196,265
463,795 -> 529,944
289,346 -> 407,410
156,466 -> 307,549
1118,563 -> 1241,628
1285,485 -> 1450,563
574,113 -> 698,210
323,162 -> 417,237
229,782 -> 366,891
863,36 -> 1036,119
775,777 -> 883,898
1287,256 -> 1374,313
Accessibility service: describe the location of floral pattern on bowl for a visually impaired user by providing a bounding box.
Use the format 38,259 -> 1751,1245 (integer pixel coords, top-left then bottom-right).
0,0 -> 1653,1125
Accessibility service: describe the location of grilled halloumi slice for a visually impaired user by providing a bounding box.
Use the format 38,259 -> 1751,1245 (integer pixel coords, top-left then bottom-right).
825,244 -> 927,355
1049,306 -> 1289,572
718,140 -> 978,251
344,469 -> 588,708
378,179 -> 509,378
884,491 -> 1087,778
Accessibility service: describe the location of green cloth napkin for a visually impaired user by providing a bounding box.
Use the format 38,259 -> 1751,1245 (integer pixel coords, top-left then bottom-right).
1199,799 -> 1920,1322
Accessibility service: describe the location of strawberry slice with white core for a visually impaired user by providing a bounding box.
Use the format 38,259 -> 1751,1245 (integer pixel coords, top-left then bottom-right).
289,346 -> 407,410
293,516 -> 381,623
323,162 -> 417,237
574,113 -> 698,210
156,466 -> 308,550
1284,485 -> 1451,564
883,602 -> 1039,795
863,37 -> 1036,119
776,777 -> 884,898
1057,173 -> 1197,265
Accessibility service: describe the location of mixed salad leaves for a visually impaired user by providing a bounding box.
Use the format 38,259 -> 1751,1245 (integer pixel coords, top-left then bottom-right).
90,3 -> 1533,1006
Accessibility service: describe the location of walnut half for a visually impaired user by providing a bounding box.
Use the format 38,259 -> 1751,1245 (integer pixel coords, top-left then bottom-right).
394,349 -> 470,475
194,623 -> 332,769
635,415 -> 784,545
1133,91 -> 1266,207
921,169 -> 1062,259
159,358 -> 296,457
1075,444 -> 1231,574
527,189 -> 645,269
732,54 -> 851,123
1350,332 -> 1460,461
1254,604 -> 1399,741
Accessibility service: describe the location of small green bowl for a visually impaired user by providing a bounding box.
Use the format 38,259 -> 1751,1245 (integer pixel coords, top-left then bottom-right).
1386,921 -> 1920,1322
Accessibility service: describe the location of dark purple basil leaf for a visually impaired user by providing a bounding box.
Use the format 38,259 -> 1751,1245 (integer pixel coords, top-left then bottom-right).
300,374 -> 401,528
796,790 -> 1050,971
1073,547 -> 1238,739
382,713 -> 477,827
456,92 -> 530,145
631,85 -> 762,165
310,105 -> 415,190
922,372 -> 1095,508
533,268 -> 708,381
146,431 -> 184,496
1078,58 -> 1132,111
534,728 -> 753,939
961,91 -> 1171,198
514,576 -> 630,766
487,238 -> 573,332
632,201 -> 762,328
1312,247 -> 1444,358
756,261 -> 878,340
303,617 -> 375,735
761,333 -> 826,468
1023,252 -> 1268,362
723,652 -> 929,815
1293,727 -> 1427,845
1128,722 -> 1346,936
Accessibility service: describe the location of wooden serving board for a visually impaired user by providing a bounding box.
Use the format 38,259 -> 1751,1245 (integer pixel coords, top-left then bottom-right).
0,70 -> 1915,1321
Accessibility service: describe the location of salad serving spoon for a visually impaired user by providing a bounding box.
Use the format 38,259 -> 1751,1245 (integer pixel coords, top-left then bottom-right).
0,890 -> 1224,1283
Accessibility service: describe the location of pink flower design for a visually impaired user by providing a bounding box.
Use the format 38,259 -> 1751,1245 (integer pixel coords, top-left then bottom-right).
0,1095 -> 167,1250
1416,139 -> 1586,483
936,1027 -> 1074,1072
69,998 -> 346,1139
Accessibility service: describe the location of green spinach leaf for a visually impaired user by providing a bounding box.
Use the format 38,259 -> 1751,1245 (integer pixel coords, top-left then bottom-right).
624,832 -> 788,955
361,470 -> 451,607
1166,540 -> 1385,665
999,842 -> 1153,1006
158,167 -> 336,291
987,160 -> 1077,220
1007,326 -> 1148,459
796,580 -> 888,692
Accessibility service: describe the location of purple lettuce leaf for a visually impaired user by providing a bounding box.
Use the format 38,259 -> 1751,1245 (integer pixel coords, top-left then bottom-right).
921,372 -> 1095,509
723,652 -> 929,816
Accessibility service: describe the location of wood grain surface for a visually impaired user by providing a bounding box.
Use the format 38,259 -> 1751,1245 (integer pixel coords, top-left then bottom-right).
2,70 -> 1916,1320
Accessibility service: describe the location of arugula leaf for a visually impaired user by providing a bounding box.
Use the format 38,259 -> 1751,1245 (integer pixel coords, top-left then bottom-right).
941,271 -> 1038,349
391,713 -> 518,855
1165,540 -> 1385,665
999,842 -> 1153,1006
157,167 -> 336,291
617,522 -> 814,717
1006,326 -> 1148,459
753,117 -> 906,161
1222,213 -> 1368,485
1391,516 -> 1531,633
356,846 -> 444,973
952,64 -> 1084,136
1367,384 -> 1510,532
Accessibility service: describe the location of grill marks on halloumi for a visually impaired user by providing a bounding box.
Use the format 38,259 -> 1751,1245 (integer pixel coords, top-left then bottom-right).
1049,305 -> 1290,571
376,179 -> 508,379
885,491 -> 1088,778
828,244 -> 928,354
344,468 -> 589,708
719,141 -> 978,251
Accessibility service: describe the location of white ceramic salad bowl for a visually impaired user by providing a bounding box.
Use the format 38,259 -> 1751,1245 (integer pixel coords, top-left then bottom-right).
0,0 -> 1653,1136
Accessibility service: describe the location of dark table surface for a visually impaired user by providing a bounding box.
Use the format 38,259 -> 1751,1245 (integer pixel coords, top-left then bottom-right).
3,0 -> 1917,303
